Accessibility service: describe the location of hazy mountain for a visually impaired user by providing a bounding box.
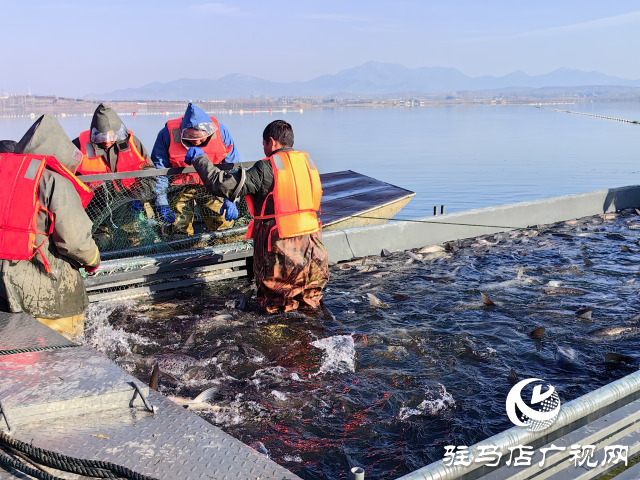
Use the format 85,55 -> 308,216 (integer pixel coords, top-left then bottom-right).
87,62 -> 640,100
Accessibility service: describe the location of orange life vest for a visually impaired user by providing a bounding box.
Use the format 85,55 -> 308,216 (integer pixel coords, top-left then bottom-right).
0,153 -> 93,273
244,150 -> 322,245
165,116 -> 232,185
76,130 -> 147,190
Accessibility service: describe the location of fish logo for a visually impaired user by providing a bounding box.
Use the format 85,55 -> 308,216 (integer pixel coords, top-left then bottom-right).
506,378 -> 561,432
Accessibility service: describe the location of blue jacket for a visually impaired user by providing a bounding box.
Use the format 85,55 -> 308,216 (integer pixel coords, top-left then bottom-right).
152,104 -> 240,206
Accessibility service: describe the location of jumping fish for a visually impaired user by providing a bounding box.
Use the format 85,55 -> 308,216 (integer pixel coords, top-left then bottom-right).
544,287 -> 587,296
480,293 -> 495,306
575,307 -> 594,320
168,387 -> 220,410
367,293 -> 390,309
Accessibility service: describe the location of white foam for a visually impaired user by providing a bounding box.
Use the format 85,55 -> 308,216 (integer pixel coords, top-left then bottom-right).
84,302 -> 155,357
398,384 -> 455,420
310,335 -> 356,375
271,390 -> 288,401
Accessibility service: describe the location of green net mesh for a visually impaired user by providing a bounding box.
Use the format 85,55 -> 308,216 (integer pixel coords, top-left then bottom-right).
84,173 -> 253,260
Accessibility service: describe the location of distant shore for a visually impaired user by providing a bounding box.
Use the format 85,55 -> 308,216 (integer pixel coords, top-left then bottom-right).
0,95 -> 637,119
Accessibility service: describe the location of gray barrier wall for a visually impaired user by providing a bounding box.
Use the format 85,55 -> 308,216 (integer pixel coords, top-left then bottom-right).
323,185 -> 640,262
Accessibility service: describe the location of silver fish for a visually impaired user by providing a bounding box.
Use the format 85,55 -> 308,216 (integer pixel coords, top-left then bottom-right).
169,386 -> 220,410
591,327 -> 640,337
367,293 -> 390,309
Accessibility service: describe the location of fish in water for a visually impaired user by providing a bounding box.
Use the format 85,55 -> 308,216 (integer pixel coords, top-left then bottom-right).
530,327 -> 545,339
419,275 -> 455,284
621,245 -> 635,253
556,345 -> 578,362
590,327 -> 640,338
444,242 -> 460,252
406,251 -> 423,262
367,293 -> 390,309
168,386 -> 220,410
575,307 -> 594,320
507,368 -> 519,384
606,233 -> 626,241
149,364 -> 160,390
627,313 -> 640,323
393,294 -> 411,301
418,245 -> 445,254
381,248 -> 392,257
480,293 -> 495,306
182,332 -> 196,349
605,353 -> 635,364
583,258 -> 595,266
544,287 -> 587,296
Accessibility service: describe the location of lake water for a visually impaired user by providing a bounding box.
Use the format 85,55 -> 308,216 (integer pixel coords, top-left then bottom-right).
2,102 -> 640,219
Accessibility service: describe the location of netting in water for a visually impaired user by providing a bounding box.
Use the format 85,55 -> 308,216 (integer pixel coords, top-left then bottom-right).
83,173 -> 252,259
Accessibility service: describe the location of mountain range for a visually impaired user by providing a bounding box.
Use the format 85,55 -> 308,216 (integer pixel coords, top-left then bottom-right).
87,61 -> 640,101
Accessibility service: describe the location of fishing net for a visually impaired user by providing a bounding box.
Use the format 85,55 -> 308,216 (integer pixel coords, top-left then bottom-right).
84,173 -> 252,260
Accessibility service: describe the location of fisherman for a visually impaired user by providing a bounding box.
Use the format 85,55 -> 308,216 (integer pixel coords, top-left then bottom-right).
72,104 -> 154,248
185,120 -> 328,313
0,115 -> 100,340
151,103 -> 241,235
73,103 -> 153,178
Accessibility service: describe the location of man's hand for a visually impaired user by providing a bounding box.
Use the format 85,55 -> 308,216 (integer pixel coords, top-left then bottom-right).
219,198 -> 239,221
157,205 -> 176,224
83,261 -> 101,275
184,146 -> 205,165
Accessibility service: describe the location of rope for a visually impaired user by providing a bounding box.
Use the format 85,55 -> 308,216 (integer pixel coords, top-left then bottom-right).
320,211 -> 640,237
0,344 -> 78,356
534,105 -> 640,125
0,432 -> 159,480
0,448 -> 66,480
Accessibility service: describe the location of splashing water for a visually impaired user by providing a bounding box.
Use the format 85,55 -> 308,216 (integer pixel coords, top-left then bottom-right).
398,384 -> 456,420
310,335 -> 356,374
84,301 -> 155,358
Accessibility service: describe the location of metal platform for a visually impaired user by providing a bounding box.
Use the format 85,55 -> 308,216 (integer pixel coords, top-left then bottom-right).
0,312 -> 300,480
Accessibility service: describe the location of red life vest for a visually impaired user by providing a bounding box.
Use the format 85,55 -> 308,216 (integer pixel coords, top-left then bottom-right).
244,150 -> 322,247
165,116 -> 232,185
76,130 -> 147,190
0,153 -> 93,273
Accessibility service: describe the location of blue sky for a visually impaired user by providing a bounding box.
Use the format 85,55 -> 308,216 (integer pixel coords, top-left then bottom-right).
2,0 -> 640,97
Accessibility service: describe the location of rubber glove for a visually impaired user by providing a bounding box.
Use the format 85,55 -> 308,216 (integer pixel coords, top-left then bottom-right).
83,261 -> 101,275
157,205 -> 176,224
184,146 -> 205,165
219,198 -> 239,221
130,200 -> 144,213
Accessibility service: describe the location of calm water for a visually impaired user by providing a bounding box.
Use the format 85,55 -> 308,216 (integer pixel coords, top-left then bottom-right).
2,102 -> 640,218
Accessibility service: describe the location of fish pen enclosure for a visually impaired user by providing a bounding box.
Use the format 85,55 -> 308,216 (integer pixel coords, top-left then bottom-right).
80,164 -> 415,302
76,176 -> 640,480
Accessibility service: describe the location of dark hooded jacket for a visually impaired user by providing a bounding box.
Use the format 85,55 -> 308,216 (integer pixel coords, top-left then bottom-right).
0,115 -> 100,318
72,103 -> 152,173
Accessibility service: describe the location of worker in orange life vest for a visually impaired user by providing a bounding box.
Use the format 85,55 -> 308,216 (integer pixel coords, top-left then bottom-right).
72,104 -> 154,249
151,103 -> 241,235
184,120 -> 329,313
0,115 -> 100,340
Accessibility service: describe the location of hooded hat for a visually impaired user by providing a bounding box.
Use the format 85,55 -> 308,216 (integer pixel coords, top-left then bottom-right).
16,115 -> 83,174
0,140 -> 17,153
89,103 -> 127,144
180,103 -> 213,131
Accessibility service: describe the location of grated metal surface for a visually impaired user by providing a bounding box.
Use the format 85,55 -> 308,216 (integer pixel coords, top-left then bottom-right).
0,311 -> 76,351
0,314 -> 300,479
0,346 -> 150,426
0,390 -> 300,480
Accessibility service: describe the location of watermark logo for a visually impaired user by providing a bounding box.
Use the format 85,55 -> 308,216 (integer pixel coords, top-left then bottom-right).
506,378 -> 561,432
